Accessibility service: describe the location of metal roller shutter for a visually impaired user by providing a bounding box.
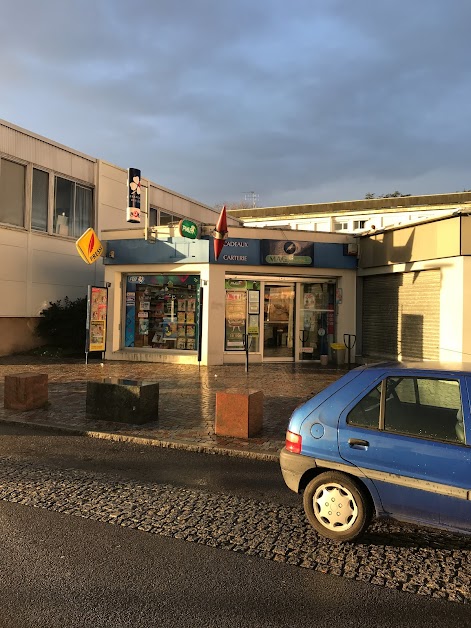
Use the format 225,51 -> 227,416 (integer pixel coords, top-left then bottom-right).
362,270 -> 440,361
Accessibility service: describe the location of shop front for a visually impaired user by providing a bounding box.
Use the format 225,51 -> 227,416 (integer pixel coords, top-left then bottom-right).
124,273 -> 201,352
223,276 -> 336,363
102,227 -> 357,365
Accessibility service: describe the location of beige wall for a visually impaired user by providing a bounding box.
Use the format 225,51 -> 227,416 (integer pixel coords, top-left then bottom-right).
360,217 -> 461,268
0,119 -> 96,183
460,216 -> 471,256
97,160 -> 238,235
0,317 -> 43,357
462,257 -> 471,362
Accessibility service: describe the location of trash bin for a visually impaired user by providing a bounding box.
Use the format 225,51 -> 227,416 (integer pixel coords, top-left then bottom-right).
330,343 -> 346,366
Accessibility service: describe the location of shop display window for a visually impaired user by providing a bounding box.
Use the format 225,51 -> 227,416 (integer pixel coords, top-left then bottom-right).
125,274 -> 200,351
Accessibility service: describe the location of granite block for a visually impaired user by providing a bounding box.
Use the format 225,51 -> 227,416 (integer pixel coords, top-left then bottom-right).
215,389 -> 264,438
86,378 -> 159,424
4,373 -> 48,410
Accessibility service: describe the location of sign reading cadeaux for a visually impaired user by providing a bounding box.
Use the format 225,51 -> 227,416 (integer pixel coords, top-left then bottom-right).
75,228 -> 104,264
210,238 -> 260,264
126,167 -> 141,223
261,240 -> 313,266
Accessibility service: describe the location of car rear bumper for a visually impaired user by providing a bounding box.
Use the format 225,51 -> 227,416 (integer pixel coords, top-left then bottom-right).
279,447 -> 317,493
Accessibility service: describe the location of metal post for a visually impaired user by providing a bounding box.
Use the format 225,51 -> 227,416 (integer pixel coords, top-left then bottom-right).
245,334 -> 250,373
197,287 -> 204,368
343,334 -> 357,369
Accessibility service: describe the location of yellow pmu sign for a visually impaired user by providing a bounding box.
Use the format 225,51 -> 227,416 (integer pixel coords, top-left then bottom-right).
76,228 -> 104,264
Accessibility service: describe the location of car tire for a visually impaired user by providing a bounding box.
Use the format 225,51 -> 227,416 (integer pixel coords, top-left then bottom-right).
303,471 -> 372,542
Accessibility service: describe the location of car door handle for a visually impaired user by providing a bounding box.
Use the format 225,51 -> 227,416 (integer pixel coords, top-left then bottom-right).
348,438 -> 369,450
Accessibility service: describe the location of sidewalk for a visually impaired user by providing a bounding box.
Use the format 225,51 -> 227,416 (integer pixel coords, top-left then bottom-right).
0,356 -> 346,461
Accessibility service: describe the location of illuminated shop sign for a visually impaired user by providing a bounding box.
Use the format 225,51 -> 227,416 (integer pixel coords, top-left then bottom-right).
261,240 -> 313,266
178,219 -> 199,239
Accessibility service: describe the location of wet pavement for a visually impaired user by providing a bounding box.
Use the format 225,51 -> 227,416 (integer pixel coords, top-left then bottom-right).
0,355 -> 346,460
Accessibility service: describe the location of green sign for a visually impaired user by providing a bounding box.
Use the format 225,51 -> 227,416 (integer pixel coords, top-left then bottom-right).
178,219 -> 199,239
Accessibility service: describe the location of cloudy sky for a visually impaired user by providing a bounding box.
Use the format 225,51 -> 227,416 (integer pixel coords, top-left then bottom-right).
1,0 -> 471,208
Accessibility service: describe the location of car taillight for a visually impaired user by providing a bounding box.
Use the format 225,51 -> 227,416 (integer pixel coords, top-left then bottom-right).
285,430 -> 302,454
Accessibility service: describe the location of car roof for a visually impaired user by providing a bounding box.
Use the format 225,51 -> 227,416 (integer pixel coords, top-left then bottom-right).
361,360 -> 471,375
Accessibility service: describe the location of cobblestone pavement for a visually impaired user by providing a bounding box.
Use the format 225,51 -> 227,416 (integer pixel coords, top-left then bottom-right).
0,356 -> 345,459
0,456 -> 469,604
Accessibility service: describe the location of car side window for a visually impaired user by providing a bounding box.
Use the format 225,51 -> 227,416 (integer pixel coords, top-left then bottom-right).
347,383 -> 381,428
384,377 -> 464,444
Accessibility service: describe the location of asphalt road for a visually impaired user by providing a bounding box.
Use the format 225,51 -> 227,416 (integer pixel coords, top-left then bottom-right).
0,423 -> 470,627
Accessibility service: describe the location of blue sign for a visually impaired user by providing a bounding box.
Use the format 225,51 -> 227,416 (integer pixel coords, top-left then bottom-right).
209,238 -> 260,264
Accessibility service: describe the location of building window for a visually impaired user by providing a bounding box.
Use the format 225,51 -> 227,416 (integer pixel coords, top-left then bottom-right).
0,158 -> 25,227
149,207 -> 183,227
334,221 -> 349,232
32,168 -> 49,231
54,176 -> 93,237
353,220 -> 367,230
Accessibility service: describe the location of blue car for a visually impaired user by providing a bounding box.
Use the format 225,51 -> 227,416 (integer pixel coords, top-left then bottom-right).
280,362 -> 471,542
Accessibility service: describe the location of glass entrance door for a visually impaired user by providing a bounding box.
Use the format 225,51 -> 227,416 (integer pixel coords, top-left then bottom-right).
298,283 -> 335,360
263,284 -> 295,360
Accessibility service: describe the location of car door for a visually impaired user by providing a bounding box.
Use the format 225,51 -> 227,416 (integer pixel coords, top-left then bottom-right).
436,376 -> 471,531
338,370 -> 471,529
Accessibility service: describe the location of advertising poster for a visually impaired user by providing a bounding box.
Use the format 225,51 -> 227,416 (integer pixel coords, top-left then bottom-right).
87,286 -> 108,352
225,290 -> 247,350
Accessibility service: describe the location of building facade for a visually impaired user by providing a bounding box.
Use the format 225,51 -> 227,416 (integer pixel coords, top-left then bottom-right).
357,212 -> 471,364
228,194 -> 471,234
101,227 -> 358,366
0,119 -> 231,356
2,118 -> 471,366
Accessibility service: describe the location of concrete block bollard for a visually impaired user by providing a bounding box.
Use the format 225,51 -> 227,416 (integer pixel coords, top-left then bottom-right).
86,378 -> 159,424
4,373 -> 48,410
215,389 -> 264,438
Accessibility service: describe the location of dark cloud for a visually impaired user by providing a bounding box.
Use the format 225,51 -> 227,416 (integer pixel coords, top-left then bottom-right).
1,0 -> 471,206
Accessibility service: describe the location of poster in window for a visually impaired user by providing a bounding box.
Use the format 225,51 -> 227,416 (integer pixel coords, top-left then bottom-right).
138,319 -> 149,335
248,290 -> 259,314
247,315 -> 259,335
304,293 -> 315,310
225,290 -> 247,350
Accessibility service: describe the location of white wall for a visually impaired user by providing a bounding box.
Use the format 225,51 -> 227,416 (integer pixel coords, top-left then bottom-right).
439,257 -> 464,362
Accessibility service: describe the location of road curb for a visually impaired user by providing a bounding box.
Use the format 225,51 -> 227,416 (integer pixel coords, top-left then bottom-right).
0,417 -> 280,462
